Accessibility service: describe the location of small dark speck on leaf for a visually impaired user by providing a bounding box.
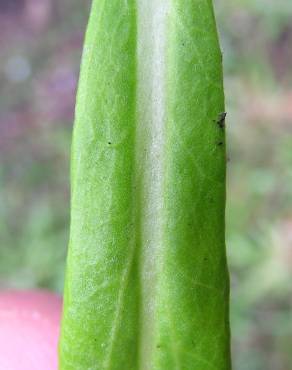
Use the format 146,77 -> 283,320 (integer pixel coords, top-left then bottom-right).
157,344 -> 161,349
108,142 -> 112,145
214,112 -> 227,129
217,141 -> 223,146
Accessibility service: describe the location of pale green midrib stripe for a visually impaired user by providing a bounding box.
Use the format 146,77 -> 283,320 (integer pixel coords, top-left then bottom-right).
136,1 -> 170,370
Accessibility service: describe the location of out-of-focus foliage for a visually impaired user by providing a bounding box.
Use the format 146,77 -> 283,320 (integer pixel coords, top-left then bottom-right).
0,0 -> 91,291
215,1 -> 292,369
0,1 -> 291,369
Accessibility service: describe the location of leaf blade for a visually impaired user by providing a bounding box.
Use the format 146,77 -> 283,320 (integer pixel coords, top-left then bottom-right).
59,1 -> 231,369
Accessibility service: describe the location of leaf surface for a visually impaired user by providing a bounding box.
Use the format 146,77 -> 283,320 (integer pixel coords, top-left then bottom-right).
59,1 -> 231,369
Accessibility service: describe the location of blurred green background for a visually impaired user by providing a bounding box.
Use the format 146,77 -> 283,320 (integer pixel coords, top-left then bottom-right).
0,1 -> 291,369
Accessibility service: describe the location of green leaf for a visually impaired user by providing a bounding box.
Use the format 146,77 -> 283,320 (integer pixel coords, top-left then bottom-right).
59,0 -> 231,369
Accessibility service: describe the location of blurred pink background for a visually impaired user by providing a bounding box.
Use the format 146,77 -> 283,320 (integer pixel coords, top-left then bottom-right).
0,290 -> 61,369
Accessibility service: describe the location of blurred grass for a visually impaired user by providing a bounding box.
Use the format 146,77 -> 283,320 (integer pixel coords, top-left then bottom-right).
0,1 -> 292,369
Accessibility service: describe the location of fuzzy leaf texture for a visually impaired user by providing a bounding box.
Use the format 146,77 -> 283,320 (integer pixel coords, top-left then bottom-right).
59,0 -> 231,369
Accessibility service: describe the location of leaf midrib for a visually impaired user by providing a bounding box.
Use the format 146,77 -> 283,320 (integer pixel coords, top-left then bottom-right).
135,1 -> 170,369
